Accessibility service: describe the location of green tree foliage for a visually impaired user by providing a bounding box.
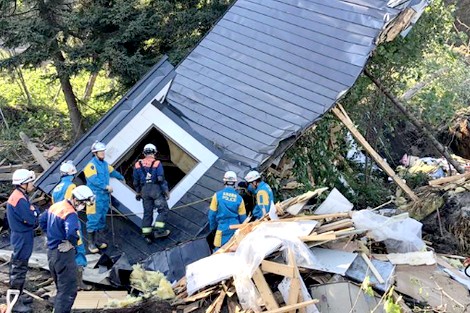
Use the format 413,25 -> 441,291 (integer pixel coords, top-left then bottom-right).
0,0 -> 234,138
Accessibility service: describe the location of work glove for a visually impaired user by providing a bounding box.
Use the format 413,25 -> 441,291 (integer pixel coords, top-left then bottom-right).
106,185 -> 113,193
58,240 -> 74,253
135,194 -> 142,201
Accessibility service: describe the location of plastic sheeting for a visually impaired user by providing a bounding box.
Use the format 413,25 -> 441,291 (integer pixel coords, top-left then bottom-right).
351,210 -> 425,253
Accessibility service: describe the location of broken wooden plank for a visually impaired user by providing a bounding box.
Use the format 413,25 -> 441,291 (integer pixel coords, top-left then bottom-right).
264,299 -> 319,313
286,249 -> 301,310
261,260 -> 295,278
428,172 -> 470,186
182,286 -> 217,303
252,267 -> 279,310
19,131 -> 50,170
332,105 -> 419,201
360,253 -> 385,284
205,290 -> 226,313
317,219 -> 353,233
300,233 -> 337,242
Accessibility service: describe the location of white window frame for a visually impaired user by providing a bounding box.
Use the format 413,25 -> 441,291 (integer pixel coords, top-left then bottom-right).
104,84 -> 218,225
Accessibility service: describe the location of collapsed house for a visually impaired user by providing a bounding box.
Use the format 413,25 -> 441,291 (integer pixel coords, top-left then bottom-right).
34,0 -> 428,281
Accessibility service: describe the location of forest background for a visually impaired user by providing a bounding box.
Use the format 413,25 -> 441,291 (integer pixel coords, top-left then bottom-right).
0,0 -> 469,207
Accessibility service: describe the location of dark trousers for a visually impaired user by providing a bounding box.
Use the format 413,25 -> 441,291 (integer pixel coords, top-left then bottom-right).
48,249 -> 77,313
141,184 -> 169,230
10,230 -> 34,291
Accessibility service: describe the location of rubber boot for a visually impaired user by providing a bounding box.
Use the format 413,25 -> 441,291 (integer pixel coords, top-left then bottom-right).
76,267 -> 92,291
96,229 -> 108,250
12,297 -> 32,313
19,294 -> 32,304
153,228 -> 170,239
87,232 -> 99,254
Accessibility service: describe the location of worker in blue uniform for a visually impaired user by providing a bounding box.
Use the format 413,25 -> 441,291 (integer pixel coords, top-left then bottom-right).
51,160 -> 91,291
40,185 -> 95,313
84,141 -> 124,253
244,170 -> 274,220
208,171 -> 246,250
6,169 -> 38,313
133,144 -> 170,243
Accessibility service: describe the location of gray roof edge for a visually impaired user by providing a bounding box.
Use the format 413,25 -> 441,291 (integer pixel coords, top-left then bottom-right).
35,56 -> 175,192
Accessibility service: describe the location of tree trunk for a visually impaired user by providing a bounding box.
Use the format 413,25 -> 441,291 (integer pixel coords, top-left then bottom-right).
83,71 -> 98,103
364,69 -> 465,174
53,50 -> 85,140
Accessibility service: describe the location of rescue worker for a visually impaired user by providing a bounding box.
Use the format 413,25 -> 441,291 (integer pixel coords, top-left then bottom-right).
6,169 -> 39,313
244,170 -> 274,220
84,141 -> 124,253
208,171 -> 246,250
39,185 -> 95,313
133,144 -> 170,243
51,160 -> 91,291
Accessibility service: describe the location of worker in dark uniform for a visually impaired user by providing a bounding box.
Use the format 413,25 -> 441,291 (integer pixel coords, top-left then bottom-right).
6,169 -> 38,313
208,171 -> 246,251
51,160 -> 91,291
39,185 -> 95,313
133,143 -> 170,243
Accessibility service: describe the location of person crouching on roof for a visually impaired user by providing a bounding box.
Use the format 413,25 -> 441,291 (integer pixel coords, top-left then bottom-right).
208,171 -> 246,251
39,185 -> 95,313
133,144 -> 171,243
51,160 -> 91,291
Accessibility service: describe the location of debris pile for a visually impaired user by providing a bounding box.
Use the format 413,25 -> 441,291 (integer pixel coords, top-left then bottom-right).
170,188 -> 470,313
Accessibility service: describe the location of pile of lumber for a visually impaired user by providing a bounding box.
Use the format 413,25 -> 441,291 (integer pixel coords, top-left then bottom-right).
171,190 -> 360,313
169,189 -> 470,313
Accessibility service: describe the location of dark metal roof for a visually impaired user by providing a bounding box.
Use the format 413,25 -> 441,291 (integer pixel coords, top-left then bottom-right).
166,0 -> 412,170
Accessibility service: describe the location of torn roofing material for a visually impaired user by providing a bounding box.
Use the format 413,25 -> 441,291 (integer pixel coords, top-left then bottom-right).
166,0 -> 426,170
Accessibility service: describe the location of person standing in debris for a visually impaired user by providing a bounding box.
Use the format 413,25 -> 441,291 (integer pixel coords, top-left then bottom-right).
40,185 -> 95,313
133,143 -> 171,243
51,160 -> 91,291
208,171 -> 247,250
84,141 -> 124,253
244,170 -> 274,220
6,169 -> 39,313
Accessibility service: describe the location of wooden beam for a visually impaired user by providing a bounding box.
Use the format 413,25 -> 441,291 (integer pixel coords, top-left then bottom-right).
360,253 -> 385,284
19,132 -> 50,171
264,299 -> 319,313
332,106 -> 419,201
300,233 -> 337,242
364,69 -> 465,174
261,260 -> 295,278
428,172 -> 470,186
252,267 -> 279,310
286,249 -> 301,312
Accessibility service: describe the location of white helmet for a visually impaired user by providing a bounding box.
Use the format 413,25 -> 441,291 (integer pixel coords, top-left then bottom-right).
12,169 -> 36,185
143,143 -> 157,155
91,141 -> 106,153
71,185 -> 95,205
223,171 -> 237,183
245,170 -> 261,183
60,160 -> 77,176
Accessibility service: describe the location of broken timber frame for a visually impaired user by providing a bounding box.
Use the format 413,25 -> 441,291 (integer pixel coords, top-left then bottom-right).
332,104 -> 419,201
364,69 -> 465,174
